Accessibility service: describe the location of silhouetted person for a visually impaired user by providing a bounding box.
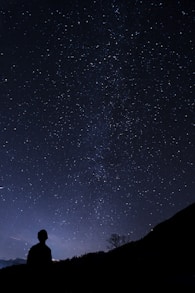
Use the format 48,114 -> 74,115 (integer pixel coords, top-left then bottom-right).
27,229 -> 52,269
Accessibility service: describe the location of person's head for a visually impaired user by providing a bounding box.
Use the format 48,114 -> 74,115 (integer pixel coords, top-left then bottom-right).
37,229 -> 48,243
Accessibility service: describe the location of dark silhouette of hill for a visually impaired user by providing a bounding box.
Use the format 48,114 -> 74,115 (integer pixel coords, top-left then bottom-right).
0,203 -> 194,292
0,258 -> 26,269
105,202 -> 195,291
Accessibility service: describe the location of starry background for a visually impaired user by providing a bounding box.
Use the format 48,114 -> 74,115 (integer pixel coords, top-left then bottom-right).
0,0 -> 194,260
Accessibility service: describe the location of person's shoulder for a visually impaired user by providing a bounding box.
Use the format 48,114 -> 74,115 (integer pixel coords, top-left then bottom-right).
46,244 -> 51,251
29,243 -> 39,250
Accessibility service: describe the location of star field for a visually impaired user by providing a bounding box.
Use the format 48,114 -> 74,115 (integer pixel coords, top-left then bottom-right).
0,0 -> 194,260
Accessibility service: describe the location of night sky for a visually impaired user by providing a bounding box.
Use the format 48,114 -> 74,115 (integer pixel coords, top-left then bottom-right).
0,0 -> 194,261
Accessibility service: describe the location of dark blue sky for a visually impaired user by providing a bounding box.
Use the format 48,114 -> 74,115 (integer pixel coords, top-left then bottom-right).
0,0 -> 194,260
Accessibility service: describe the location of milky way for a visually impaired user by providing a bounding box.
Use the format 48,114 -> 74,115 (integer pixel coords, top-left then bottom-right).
0,0 -> 194,260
